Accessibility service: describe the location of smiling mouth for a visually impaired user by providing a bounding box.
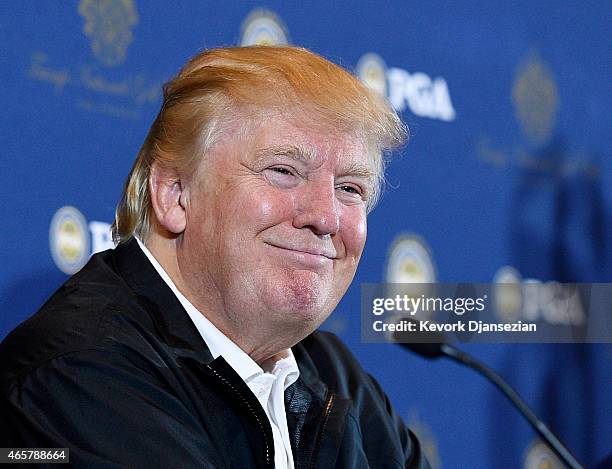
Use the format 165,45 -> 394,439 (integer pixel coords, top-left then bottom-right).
264,242 -> 336,260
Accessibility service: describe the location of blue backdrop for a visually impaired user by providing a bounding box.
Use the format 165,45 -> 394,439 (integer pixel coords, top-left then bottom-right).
1,2 -> 610,467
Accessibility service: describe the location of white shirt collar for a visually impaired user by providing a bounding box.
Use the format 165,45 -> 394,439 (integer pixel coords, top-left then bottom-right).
134,237 -> 299,384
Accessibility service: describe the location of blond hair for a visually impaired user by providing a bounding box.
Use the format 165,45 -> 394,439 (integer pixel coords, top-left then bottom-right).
111,46 -> 406,244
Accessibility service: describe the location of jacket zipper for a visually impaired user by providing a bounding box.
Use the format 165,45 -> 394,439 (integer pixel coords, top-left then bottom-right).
308,392 -> 336,469
206,365 -> 274,468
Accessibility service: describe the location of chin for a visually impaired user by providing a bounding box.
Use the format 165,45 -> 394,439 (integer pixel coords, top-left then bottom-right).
265,272 -> 332,324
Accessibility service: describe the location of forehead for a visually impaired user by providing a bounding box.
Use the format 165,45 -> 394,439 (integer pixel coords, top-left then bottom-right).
246,112 -> 375,173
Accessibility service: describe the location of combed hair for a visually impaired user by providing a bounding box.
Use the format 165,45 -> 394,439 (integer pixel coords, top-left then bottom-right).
111,45 -> 407,244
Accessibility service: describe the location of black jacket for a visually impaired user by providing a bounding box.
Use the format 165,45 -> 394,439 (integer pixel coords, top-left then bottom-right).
0,240 -> 429,468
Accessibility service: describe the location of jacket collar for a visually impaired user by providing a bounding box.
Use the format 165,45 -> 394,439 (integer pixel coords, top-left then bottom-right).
291,339 -> 328,402
110,238 -> 214,364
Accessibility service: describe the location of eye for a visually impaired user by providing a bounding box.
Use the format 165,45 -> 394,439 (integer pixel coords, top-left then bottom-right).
270,167 -> 293,176
263,166 -> 299,188
338,185 -> 361,195
336,184 -> 364,197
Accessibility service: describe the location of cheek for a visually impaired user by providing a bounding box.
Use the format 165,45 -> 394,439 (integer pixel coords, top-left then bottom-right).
241,187 -> 294,228
340,209 -> 367,260
257,198 -> 280,220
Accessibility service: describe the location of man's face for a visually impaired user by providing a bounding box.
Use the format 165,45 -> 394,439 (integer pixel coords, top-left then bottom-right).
178,112 -> 371,344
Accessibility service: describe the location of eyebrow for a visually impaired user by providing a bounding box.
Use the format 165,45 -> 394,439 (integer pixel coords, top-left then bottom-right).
254,144 -> 317,162
340,161 -> 375,179
254,144 -> 374,179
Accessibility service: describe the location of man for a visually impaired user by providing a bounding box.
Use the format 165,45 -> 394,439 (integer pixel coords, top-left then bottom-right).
1,46 -> 428,468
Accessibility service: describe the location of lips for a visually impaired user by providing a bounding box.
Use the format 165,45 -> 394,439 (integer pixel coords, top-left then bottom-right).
264,242 -> 337,260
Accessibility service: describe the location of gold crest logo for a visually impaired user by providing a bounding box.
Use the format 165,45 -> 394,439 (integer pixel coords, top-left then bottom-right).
386,234 -> 436,284
240,9 -> 288,46
493,265 -> 523,323
524,440 -> 564,469
385,234 -> 436,319
79,0 -> 138,67
49,206 -> 90,275
512,51 -> 560,147
356,53 -> 388,97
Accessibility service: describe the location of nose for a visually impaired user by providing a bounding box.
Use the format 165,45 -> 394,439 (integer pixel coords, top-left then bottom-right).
292,179 -> 340,236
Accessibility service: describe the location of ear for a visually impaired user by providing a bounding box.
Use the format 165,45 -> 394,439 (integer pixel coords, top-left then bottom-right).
149,162 -> 187,234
